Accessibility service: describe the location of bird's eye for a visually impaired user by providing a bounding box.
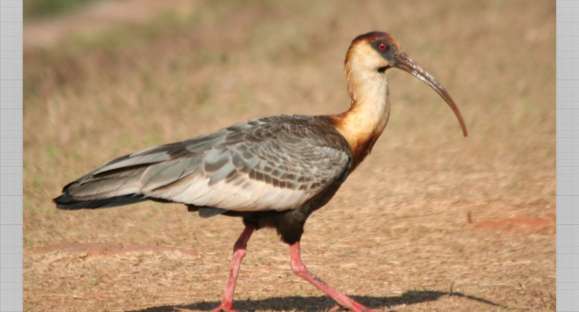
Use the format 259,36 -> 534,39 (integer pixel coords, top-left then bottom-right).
378,42 -> 387,51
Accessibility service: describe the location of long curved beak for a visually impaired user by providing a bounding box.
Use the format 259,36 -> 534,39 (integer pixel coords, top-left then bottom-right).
393,52 -> 468,137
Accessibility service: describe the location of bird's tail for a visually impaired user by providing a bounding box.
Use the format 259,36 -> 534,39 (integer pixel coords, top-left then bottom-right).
53,166 -> 149,210
53,193 -> 146,210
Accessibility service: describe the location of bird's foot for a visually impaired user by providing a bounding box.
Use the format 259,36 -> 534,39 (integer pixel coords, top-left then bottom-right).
328,305 -> 345,312
211,302 -> 238,312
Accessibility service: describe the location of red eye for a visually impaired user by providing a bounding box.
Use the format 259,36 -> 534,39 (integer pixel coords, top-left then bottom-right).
378,42 -> 386,51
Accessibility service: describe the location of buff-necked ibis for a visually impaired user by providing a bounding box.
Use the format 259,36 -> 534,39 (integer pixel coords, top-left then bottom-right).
54,31 -> 467,312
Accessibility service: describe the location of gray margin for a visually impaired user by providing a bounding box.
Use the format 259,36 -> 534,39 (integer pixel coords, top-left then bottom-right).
558,0 -> 579,311
0,0 -> 23,311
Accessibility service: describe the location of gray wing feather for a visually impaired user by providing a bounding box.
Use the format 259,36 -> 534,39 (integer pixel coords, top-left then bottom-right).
147,116 -> 352,211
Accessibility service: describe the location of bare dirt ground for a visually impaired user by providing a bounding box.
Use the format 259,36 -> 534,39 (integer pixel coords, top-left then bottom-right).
24,1 -> 555,311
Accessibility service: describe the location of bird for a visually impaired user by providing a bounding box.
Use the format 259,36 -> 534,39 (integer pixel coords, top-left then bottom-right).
54,31 -> 468,312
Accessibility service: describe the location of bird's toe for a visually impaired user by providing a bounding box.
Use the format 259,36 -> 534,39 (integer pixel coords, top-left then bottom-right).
211,303 -> 238,312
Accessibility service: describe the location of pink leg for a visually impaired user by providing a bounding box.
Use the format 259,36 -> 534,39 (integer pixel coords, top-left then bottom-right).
212,226 -> 254,312
290,242 -> 376,312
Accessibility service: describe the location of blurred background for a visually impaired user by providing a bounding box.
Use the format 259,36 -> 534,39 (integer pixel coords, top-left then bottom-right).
24,1 -> 554,311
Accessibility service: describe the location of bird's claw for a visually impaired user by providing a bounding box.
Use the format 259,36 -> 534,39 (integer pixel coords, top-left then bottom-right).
328,305 -> 345,312
211,303 -> 238,312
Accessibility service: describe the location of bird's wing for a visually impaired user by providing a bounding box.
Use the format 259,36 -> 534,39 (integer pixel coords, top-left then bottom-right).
144,116 -> 352,212
62,115 -> 352,212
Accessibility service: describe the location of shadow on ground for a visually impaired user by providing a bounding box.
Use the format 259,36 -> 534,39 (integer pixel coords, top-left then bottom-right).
130,290 -> 502,311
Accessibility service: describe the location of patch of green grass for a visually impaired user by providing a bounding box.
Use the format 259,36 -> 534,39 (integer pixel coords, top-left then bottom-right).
25,0 -> 100,19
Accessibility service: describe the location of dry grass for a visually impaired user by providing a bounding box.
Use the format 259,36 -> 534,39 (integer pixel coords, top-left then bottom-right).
24,1 -> 555,311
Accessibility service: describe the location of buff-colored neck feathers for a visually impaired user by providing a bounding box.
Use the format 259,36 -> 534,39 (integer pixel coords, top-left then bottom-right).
332,42 -> 391,166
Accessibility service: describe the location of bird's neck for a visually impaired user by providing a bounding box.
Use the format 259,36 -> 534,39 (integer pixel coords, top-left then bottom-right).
331,64 -> 391,167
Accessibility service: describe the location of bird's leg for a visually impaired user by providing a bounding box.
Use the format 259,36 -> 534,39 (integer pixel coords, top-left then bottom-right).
289,242 -> 375,312
212,226 -> 254,312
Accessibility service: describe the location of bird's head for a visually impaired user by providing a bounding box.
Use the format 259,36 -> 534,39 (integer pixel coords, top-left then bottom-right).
346,31 -> 468,137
